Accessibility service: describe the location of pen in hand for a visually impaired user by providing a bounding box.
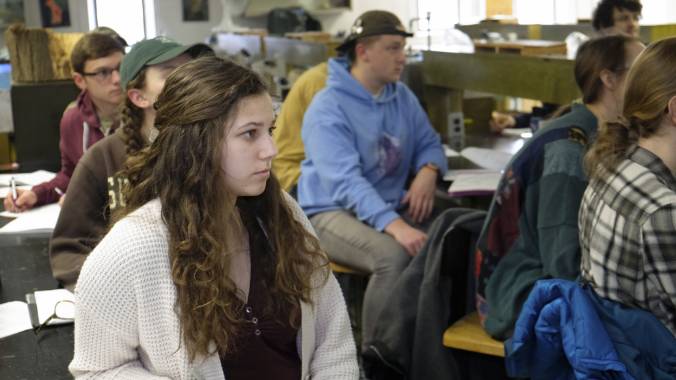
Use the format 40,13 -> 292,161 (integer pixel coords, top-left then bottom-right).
10,176 -> 17,204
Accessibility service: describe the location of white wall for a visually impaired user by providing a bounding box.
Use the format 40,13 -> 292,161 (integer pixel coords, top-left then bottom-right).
152,0 -> 416,45
0,0 -> 88,50
14,0 -> 443,44
153,0 -> 269,44
153,0 -> 223,44
310,0 -> 416,36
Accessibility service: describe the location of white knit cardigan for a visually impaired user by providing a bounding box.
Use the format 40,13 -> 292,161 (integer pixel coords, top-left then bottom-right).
69,197 -> 359,379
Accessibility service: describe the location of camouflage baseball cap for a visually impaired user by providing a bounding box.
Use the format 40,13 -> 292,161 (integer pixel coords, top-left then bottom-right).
336,10 -> 413,52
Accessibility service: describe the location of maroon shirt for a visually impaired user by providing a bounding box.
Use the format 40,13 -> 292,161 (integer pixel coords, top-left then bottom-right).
32,90 -> 117,205
220,218 -> 301,379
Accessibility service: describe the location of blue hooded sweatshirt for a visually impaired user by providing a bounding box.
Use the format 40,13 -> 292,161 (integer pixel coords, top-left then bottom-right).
298,57 -> 447,231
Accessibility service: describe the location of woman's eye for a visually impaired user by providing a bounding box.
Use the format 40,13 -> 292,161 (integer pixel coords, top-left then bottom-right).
244,130 -> 256,138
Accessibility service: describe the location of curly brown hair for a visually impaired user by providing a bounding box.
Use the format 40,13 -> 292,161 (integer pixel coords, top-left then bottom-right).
115,55 -> 328,360
585,37 -> 676,179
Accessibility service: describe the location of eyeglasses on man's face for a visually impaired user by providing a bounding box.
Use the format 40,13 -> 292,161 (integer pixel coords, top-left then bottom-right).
33,299 -> 75,334
81,65 -> 120,83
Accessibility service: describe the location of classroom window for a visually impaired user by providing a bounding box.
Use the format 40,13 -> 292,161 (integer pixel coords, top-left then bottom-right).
89,0 -> 155,45
417,0 -> 486,30
515,0 -> 603,24
514,0 -> 674,25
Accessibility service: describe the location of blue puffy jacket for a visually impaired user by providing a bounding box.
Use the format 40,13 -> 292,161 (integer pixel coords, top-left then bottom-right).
506,279 -> 676,380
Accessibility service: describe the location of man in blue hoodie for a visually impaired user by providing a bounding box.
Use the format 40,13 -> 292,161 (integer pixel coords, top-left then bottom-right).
297,10 -> 447,352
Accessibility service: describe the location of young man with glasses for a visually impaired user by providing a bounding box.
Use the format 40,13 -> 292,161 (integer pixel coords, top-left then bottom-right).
3,31 -> 125,212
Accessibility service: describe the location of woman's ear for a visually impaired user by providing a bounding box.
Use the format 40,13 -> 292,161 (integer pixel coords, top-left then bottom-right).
667,95 -> 676,126
127,88 -> 151,109
599,68 -> 618,91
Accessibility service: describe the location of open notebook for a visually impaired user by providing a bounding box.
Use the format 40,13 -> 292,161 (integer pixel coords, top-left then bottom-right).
0,289 -> 75,339
443,147 -> 513,197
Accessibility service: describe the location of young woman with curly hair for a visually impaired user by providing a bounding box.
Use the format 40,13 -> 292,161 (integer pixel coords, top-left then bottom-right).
69,55 -> 359,379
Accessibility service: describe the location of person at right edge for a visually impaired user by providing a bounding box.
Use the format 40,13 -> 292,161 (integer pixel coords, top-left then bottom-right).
474,34 -> 645,340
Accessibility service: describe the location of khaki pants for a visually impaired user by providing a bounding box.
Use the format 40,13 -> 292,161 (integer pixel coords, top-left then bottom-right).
310,210 -> 411,352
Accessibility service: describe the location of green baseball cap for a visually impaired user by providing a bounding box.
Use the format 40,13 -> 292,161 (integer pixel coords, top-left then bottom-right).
120,36 -> 213,90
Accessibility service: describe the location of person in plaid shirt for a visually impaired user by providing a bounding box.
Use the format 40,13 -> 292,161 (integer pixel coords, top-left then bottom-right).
580,37 -> 676,336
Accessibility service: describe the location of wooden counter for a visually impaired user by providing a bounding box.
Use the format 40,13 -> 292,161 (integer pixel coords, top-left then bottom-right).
473,39 -> 566,56
422,50 -> 579,137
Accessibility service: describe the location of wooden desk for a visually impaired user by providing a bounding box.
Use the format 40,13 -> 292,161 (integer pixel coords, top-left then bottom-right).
422,50 -> 579,138
443,312 -> 505,357
0,222 -> 72,380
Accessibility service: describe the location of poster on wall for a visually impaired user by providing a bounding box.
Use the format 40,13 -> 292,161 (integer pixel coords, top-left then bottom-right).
0,0 -> 25,27
183,0 -> 209,22
39,0 -> 71,28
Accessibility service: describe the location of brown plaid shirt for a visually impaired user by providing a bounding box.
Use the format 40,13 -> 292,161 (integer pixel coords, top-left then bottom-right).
579,145 -> 676,335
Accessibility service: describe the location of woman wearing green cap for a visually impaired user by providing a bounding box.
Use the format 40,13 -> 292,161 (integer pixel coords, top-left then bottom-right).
49,37 -> 212,290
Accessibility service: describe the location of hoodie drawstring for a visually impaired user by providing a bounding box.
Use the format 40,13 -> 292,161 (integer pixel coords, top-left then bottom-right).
82,121 -> 90,153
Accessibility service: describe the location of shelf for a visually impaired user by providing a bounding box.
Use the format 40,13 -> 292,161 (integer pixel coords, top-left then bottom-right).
310,7 -> 351,16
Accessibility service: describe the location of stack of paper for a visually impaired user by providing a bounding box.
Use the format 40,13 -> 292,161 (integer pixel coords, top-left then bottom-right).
0,203 -> 61,234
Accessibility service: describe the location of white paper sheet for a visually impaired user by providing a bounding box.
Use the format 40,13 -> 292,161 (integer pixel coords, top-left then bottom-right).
444,168 -> 500,182
501,127 -> 533,138
447,172 -> 502,197
442,144 -> 460,157
0,170 -> 55,187
460,147 -> 513,171
0,203 -> 61,233
0,301 -> 32,338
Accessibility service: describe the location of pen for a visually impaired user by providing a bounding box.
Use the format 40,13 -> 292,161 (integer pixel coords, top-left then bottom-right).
55,187 -> 64,197
9,176 -> 17,201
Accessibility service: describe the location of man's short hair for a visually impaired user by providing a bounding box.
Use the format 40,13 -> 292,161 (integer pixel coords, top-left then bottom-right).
592,0 -> 642,31
71,32 -> 125,74
345,35 -> 380,64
